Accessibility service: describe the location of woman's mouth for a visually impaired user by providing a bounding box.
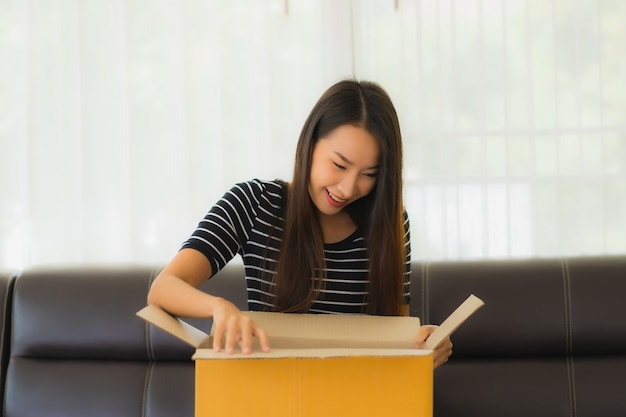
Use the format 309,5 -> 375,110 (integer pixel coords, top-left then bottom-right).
326,189 -> 346,208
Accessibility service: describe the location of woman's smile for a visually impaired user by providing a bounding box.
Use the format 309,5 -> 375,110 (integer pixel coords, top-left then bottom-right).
325,188 -> 347,208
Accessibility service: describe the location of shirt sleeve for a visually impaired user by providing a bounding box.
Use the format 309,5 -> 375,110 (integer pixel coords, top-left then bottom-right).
181,180 -> 262,274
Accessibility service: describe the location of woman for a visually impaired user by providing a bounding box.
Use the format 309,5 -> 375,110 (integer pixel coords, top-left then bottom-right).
147,79 -> 452,367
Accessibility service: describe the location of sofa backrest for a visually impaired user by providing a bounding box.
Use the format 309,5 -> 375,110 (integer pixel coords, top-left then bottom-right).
0,270 -> 16,415
411,256 -> 626,417
6,265 -> 187,417
2,256 -> 625,417
3,263 -> 247,417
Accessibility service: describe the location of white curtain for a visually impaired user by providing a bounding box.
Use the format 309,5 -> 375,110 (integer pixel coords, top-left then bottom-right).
1,0 -> 625,269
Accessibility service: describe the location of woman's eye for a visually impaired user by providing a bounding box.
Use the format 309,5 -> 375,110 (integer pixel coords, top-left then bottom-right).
333,162 -> 346,170
364,172 -> 378,178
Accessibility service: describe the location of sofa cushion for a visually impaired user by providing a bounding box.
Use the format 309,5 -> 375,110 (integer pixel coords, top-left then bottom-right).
5,265 -> 196,417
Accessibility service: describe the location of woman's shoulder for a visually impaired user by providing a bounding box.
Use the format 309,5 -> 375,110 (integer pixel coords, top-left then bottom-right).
247,178 -> 287,192
229,178 -> 287,209
234,178 -> 286,196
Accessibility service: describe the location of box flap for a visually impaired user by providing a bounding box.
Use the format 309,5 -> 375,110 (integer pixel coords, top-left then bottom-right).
424,294 -> 485,349
136,305 -> 211,348
137,306 -> 421,351
241,311 -> 421,349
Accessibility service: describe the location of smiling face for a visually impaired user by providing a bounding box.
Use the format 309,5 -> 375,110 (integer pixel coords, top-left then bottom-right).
308,124 -> 380,217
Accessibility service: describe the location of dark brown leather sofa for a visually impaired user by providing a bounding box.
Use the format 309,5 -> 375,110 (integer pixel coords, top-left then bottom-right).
0,256 -> 624,417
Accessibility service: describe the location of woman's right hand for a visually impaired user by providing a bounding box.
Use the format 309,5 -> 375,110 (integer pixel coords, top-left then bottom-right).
210,297 -> 271,354
147,248 -> 270,354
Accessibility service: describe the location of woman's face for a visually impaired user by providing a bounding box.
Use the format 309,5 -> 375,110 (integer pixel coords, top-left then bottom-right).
308,124 -> 380,217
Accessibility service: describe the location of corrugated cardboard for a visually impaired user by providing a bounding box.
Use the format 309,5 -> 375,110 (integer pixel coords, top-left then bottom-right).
137,306 -> 433,417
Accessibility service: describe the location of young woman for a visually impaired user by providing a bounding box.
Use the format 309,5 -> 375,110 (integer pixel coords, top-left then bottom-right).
147,79 -> 452,367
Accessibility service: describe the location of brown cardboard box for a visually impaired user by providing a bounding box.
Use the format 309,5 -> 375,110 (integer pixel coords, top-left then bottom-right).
137,306 -> 433,417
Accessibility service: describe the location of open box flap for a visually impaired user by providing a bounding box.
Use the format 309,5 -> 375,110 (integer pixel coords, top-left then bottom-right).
424,294 -> 485,350
243,311 -> 420,349
136,306 -> 420,350
136,305 -> 211,348
138,293 -> 483,353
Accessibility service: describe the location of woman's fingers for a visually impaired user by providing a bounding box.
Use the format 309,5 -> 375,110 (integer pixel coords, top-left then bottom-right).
212,319 -> 227,352
212,313 -> 270,354
223,316 -> 239,354
415,324 -> 454,368
253,324 -> 271,352
238,317 -> 253,354
415,325 -> 435,348
433,337 -> 453,368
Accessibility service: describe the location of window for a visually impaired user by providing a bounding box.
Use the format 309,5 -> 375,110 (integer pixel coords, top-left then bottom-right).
1,0 -> 624,268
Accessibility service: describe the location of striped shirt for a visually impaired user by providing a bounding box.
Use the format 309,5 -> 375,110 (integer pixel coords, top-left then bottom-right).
182,179 -> 411,314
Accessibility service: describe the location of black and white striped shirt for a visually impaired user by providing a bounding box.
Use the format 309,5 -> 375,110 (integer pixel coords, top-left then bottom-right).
182,179 -> 411,314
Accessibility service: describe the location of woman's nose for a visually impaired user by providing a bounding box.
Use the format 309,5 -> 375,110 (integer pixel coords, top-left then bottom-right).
337,174 -> 358,199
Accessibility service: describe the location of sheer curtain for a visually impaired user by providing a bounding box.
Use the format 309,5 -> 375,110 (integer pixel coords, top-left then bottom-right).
1,0 -> 624,269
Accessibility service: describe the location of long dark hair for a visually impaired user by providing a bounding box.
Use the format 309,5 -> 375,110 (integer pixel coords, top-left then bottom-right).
273,79 -> 405,316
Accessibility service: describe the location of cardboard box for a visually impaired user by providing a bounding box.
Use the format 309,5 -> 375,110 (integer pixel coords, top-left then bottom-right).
137,306 -> 433,417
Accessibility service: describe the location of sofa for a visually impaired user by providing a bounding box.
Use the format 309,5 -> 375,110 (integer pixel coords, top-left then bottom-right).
0,255 -> 624,417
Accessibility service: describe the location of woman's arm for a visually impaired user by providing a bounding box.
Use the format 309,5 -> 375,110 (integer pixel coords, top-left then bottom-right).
147,248 -> 270,354
148,248 -> 216,316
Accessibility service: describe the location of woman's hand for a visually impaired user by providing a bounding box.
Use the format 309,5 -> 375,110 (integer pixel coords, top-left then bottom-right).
147,249 -> 270,354
416,325 -> 453,368
210,297 -> 271,354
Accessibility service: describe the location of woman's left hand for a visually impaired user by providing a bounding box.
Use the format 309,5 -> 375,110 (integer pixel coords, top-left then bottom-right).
416,325 -> 453,368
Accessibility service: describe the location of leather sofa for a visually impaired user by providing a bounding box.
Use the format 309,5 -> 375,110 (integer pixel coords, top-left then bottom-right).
0,255 -> 624,417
